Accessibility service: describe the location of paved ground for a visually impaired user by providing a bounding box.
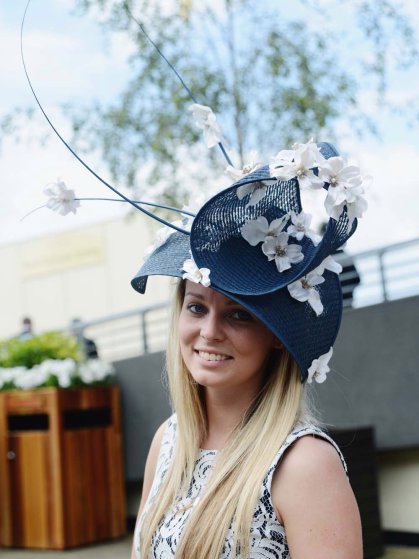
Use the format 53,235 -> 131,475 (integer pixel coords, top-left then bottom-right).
1,535 -> 418,558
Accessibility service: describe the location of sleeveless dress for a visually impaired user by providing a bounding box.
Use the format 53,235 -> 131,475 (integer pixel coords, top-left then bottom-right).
134,414 -> 347,559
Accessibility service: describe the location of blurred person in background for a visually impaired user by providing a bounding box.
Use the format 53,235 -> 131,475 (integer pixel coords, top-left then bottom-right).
69,318 -> 99,360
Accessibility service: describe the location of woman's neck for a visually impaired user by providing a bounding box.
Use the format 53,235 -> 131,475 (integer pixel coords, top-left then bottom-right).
201,387 -> 257,450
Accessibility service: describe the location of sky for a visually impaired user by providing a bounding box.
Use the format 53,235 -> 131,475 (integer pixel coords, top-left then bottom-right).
1,0 -> 419,255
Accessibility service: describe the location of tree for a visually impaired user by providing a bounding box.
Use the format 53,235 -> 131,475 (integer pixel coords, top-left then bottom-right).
4,0 -> 419,206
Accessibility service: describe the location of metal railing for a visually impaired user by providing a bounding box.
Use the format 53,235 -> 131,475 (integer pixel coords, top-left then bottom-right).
77,237 -> 419,362
350,237 -> 419,309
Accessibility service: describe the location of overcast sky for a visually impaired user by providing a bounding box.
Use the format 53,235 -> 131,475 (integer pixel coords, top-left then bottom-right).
1,0 -> 419,254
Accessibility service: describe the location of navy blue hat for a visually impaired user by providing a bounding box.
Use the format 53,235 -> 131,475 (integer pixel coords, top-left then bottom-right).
131,140 -> 366,382
20,6 -> 366,383
131,229 -> 342,382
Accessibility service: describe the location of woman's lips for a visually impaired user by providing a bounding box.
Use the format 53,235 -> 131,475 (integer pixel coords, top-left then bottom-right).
195,350 -> 232,362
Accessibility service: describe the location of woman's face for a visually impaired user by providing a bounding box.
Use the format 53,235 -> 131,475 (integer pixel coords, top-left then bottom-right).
179,281 -> 278,394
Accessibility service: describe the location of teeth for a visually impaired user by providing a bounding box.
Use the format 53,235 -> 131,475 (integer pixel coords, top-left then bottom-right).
199,351 -> 229,362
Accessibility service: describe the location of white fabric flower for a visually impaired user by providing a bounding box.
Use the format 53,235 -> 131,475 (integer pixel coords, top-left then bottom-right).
180,193 -> 209,231
44,179 -> 80,216
262,232 -> 304,273
287,211 -> 321,246
307,347 -> 333,384
143,220 -> 184,261
241,215 -> 289,246
270,139 -> 324,190
315,255 -> 343,275
319,156 -> 368,225
236,181 -> 269,206
325,193 -> 368,228
287,271 -> 325,316
189,103 -> 223,148
225,159 -> 261,181
182,258 -> 211,287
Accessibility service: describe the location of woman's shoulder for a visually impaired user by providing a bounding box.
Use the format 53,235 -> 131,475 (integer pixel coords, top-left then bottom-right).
278,423 -> 347,474
270,427 -> 362,558
270,424 -> 352,524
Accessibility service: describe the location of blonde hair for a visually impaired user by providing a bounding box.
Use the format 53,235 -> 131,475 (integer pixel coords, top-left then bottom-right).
140,280 -> 314,558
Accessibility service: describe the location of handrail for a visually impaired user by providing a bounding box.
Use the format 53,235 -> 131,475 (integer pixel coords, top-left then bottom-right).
71,237 -> 419,360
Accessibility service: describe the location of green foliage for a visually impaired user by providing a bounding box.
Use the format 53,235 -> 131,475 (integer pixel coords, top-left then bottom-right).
4,0 -> 419,205
0,332 -> 81,369
66,0 -> 419,205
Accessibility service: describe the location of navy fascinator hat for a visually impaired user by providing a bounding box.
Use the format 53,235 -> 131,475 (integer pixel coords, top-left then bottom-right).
21,1 -> 368,384
131,140 -> 367,383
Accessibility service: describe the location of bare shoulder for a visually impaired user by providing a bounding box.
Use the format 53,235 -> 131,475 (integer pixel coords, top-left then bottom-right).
277,433 -> 346,480
272,434 -> 362,559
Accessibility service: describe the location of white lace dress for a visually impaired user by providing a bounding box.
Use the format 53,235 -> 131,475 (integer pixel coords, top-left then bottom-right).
134,415 -> 346,558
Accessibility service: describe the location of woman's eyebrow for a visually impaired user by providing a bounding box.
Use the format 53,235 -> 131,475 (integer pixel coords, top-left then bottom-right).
184,291 -> 241,307
184,291 -> 205,300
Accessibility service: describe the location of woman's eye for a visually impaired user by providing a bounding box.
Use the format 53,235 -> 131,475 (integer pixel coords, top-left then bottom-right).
187,303 -> 205,314
230,309 -> 252,322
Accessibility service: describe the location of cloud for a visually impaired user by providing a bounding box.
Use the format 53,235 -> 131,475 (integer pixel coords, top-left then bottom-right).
0,4 -> 134,112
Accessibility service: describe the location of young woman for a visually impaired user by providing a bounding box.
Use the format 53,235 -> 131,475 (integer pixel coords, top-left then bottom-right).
129,140 -> 366,558
19,8 -> 366,556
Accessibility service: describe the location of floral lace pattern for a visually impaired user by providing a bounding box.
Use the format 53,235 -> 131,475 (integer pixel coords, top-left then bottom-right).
135,415 -> 346,558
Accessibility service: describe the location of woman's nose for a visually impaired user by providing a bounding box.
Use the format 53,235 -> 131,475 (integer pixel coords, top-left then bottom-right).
200,313 -> 224,341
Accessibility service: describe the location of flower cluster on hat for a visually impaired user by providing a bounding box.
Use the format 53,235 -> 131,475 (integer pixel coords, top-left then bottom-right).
287,211 -> 321,246
189,103 -> 223,149
307,347 -> 333,384
287,255 -> 342,315
315,254 -> 343,275
225,152 -> 262,181
143,222 -> 182,261
262,232 -> 304,273
182,256 -> 211,287
319,156 -> 368,226
241,214 -> 289,246
236,181 -> 270,207
270,139 -> 325,190
231,154 -> 276,207
44,179 -> 80,216
287,270 -> 325,316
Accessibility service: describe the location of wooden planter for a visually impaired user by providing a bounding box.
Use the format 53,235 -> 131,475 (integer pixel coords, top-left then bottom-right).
0,385 -> 126,549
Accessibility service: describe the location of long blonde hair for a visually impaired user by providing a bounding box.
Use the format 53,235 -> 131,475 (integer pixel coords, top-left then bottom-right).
140,280 -> 314,558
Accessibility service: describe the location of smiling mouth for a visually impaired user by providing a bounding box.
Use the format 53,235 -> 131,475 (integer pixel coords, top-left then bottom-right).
196,351 -> 232,362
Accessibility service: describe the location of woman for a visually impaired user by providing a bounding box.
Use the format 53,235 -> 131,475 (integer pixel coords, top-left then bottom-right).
19,9 -> 366,555
130,140 -> 365,558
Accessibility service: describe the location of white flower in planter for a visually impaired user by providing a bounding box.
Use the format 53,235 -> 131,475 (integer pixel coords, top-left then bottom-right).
0,367 -> 26,384
78,359 -> 115,384
14,367 -> 49,390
